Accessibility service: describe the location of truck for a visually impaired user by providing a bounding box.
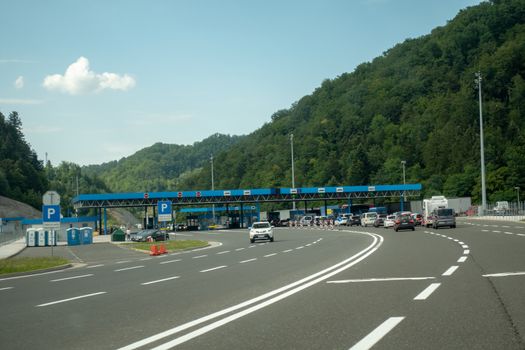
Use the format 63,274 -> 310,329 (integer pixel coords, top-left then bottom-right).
423,196 -> 448,227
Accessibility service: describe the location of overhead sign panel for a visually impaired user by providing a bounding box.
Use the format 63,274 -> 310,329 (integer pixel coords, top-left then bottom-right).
158,201 -> 172,222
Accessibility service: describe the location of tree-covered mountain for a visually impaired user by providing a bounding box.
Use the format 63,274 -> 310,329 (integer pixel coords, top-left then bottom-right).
82,133 -> 244,193
178,0 -> 525,203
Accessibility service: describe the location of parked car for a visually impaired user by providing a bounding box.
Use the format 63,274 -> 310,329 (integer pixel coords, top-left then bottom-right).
249,221 -> 274,243
131,229 -> 169,242
393,213 -> 415,231
411,213 -> 423,226
347,215 -> 361,226
383,215 -> 396,228
373,214 -> 387,227
360,212 -> 378,227
431,208 -> 456,229
176,223 -> 188,231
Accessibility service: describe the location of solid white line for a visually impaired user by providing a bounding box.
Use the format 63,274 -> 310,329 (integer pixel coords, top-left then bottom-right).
36,292 -> 107,307
282,249 -> 293,253
482,230 -> 489,232
414,283 -> 441,300
327,277 -> 435,284
457,256 -> 468,263
200,266 -> 227,273
349,317 -> 405,350
141,276 -> 180,285
117,232 -> 383,350
296,246 -> 304,250
464,250 -> 470,255
442,266 -> 459,276
192,255 -> 207,259
160,259 -> 181,265
51,274 -> 93,282
116,260 -> 131,264
482,271 -> 525,278
0,287 -> 13,291
518,234 -> 525,237
216,251 -> 230,255
264,253 -> 277,258
114,265 -> 144,272
86,264 -> 104,269
0,269 -> 65,281
306,244 -> 312,247
239,258 -> 257,264
504,232 -> 513,235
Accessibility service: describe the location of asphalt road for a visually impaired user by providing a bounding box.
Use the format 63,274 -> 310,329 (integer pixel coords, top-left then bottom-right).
1,218 -> 524,349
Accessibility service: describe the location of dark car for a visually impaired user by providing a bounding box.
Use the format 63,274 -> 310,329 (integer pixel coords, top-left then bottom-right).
432,208 -> 456,229
394,214 -> 415,231
347,215 -> 361,226
373,214 -> 388,227
131,229 -> 169,242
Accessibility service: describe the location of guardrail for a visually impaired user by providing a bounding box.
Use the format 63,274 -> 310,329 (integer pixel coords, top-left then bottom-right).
0,228 -> 24,246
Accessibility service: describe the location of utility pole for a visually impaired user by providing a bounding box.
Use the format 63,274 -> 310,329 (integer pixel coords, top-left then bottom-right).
476,72 -> 487,215
211,155 -> 215,224
290,134 -> 296,210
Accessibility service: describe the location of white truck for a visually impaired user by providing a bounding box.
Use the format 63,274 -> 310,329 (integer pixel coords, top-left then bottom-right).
423,196 -> 448,227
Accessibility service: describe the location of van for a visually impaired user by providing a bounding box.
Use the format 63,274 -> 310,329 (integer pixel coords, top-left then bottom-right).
431,208 -> 456,229
299,215 -> 315,226
360,212 -> 378,227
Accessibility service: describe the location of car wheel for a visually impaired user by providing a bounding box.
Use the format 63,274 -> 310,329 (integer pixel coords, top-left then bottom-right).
412,228 -> 415,231
250,239 -> 254,243
270,237 -> 274,242
395,228 -> 398,232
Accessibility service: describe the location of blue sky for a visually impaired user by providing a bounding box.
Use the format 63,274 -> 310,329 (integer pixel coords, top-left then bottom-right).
0,0 -> 482,166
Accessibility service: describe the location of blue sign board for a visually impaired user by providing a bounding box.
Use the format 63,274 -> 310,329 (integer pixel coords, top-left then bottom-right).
158,201 -> 172,222
43,205 -> 61,222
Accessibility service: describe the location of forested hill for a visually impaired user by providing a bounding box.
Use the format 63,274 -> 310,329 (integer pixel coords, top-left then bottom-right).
178,0 -> 525,203
82,133 -> 244,193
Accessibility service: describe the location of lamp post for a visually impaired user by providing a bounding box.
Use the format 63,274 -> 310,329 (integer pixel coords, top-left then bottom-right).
211,155 -> 215,224
401,160 -> 406,210
475,72 -> 487,215
291,133 -> 296,210
516,186 -> 521,210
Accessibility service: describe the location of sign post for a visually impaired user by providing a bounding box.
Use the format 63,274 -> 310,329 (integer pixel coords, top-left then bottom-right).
158,201 -> 172,241
42,191 -> 61,255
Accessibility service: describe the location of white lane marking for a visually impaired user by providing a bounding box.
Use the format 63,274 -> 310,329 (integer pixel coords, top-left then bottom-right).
282,249 -> 293,253
114,265 -> 144,272
264,253 -> 277,258
504,232 -> 513,235
36,292 -> 107,307
493,230 -> 501,233
192,255 -> 207,259
216,251 -> 230,255
442,266 -> 459,276
51,274 -> 93,282
462,245 -> 469,249
239,258 -> 257,264
141,276 -> 180,285
518,234 -> 525,237
349,317 -> 405,350
160,259 -> 181,265
502,225 -> 510,228
453,239 -> 459,242
235,248 -> 245,251
306,244 -> 312,247
458,241 -> 464,245
249,245 -> 256,248
0,269 -> 65,281
414,283 -> 441,300
482,230 -> 489,232
296,246 -> 304,250
86,264 -> 104,269
327,277 -> 435,283
117,232 -> 383,350
116,260 -> 131,264
0,287 -> 13,291
483,271 -> 525,277
200,266 -> 227,273
140,257 -> 153,261
457,256 -> 468,263
464,250 -> 470,255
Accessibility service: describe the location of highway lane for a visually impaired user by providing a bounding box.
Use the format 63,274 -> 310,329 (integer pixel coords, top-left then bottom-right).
0,220 -> 524,349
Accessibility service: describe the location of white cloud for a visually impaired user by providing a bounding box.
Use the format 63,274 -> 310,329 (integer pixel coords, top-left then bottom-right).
43,56 -> 136,95
0,98 -> 43,105
14,76 -> 24,89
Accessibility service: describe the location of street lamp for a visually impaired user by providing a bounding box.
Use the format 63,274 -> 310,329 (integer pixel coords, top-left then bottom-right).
290,134 -> 296,210
211,155 -> 215,223
401,160 -> 406,210
515,186 -> 521,209
476,72 -> 487,215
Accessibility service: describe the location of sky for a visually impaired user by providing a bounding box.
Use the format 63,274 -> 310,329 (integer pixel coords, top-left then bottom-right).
0,0 -> 483,166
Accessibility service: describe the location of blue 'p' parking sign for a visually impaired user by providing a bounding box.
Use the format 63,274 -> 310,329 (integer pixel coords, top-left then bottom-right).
158,201 -> 172,222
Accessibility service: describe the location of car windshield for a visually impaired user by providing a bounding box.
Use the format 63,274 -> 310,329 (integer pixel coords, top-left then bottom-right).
437,209 -> 454,216
253,223 -> 270,229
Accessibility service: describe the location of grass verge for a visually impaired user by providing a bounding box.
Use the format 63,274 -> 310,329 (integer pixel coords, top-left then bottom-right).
130,240 -> 208,252
0,257 -> 70,275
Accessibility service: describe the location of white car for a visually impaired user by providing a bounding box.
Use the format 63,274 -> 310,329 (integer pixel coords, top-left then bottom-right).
335,216 -> 348,226
249,222 -> 274,243
360,212 -> 377,227
383,215 -> 396,228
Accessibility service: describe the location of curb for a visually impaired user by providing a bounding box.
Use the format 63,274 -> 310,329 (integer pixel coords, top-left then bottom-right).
0,263 -> 73,278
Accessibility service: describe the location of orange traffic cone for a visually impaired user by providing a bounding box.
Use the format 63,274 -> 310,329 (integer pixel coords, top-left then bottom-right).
150,245 -> 159,256
159,244 -> 167,254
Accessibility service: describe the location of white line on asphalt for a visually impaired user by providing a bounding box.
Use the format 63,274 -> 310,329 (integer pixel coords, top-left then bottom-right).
518,234 -> 525,237
51,274 -> 93,282
239,258 -> 257,264
216,251 -> 230,255
414,283 -> 441,300
282,249 -> 293,253
482,230 -> 489,232
458,241 -> 464,244
442,266 -> 459,276
0,269 -> 65,281
36,292 -> 107,307
327,277 -> 435,283
116,260 -> 131,264
160,259 -> 181,265
86,264 -> 104,269
457,256 -> 468,263
140,257 -> 153,261
192,255 -> 207,259
0,287 -> 13,291
453,239 -> 459,242
349,316 -> 405,350
306,244 -> 312,247
482,271 -> 525,277
235,248 -> 245,251
464,250 -> 470,255
504,232 -> 513,235
264,253 -> 277,258
502,225 -> 510,228
296,246 -> 304,250
141,276 -> 180,285
114,265 -> 144,272
249,245 -> 256,248
493,230 -> 501,233
462,245 -> 469,249
200,266 -> 227,273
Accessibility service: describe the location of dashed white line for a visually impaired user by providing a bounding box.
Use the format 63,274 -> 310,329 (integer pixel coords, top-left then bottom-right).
462,245 -> 469,249
115,265 -> 144,272
464,250 -> 470,255
264,253 -> 277,258
86,264 -> 104,269
141,276 -> 180,285
140,257 -> 153,261
482,230 -> 489,232
36,292 -> 107,307
192,255 -> 207,259
116,260 -> 131,264
457,256 -> 468,263
239,258 -> 257,264
160,259 -> 181,265
442,266 -> 459,276
296,246 -> 304,250
0,287 -> 13,291
200,266 -> 227,273
518,234 -> 525,237
504,232 -> 513,235
493,230 -> 501,233
216,251 -> 230,255
51,274 -> 93,282
235,248 -> 245,251
414,283 -> 441,300
349,316 -> 405,350
282,249 -> 293,253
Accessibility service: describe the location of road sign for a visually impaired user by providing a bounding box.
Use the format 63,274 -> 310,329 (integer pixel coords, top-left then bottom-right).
43,191 -> 60,205
158,201 -> 172,222
42,204 -> 61,229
